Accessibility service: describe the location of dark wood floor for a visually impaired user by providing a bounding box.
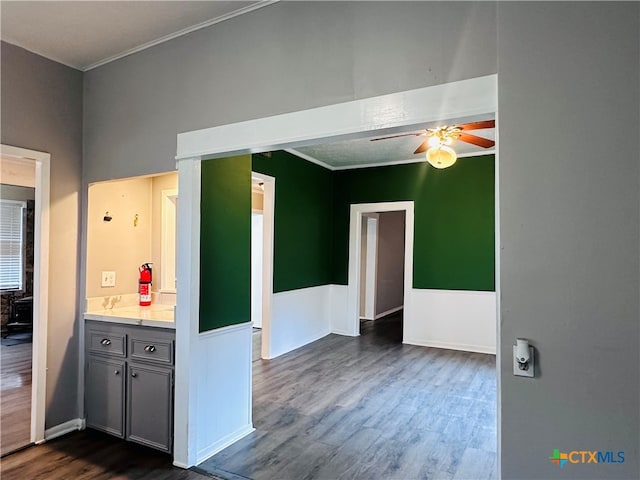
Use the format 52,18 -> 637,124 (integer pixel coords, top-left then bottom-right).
0,429 -> 219,480
1,340 -> 32,456
199,314 -> 497,480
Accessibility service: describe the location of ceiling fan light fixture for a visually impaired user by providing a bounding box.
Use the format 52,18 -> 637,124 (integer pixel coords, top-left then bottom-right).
427,136 -> 441,148
426,145 -> 457,169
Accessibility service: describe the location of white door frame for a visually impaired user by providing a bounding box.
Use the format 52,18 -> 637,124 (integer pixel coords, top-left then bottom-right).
251,172 -> 275,359
1,144 -> 50,446
173,75 -> 498,468
359,214 -> 378,320
160,189 -> 178,293
347,202 -> 414,339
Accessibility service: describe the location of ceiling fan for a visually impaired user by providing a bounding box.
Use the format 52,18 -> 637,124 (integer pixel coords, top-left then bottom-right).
371,120 -> 495,169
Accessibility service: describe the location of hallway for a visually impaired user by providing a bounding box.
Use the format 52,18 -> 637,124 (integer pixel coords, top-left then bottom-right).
198,314 -> 497,480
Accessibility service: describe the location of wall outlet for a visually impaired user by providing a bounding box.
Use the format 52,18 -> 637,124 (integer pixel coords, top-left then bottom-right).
101,271 -> 116,288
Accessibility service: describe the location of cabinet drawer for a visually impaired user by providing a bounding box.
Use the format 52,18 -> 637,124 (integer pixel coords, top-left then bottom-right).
88,330 -> 126,357
129,336 -> 173,365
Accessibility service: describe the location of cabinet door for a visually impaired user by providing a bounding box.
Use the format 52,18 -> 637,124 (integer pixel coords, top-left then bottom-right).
85,356 -> 125,437
126,363 -> 173,452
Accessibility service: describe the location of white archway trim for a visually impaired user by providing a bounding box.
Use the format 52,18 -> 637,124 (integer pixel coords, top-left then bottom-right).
176,75 -> 497,160
1,144 -> 50,446
250,172 -> 275,360
173,75 -> 498,468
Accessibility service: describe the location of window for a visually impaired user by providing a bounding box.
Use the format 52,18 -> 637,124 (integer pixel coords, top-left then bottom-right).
0,200 -> 26,290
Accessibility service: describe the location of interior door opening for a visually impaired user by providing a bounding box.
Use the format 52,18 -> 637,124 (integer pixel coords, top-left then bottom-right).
347,202 -> 414,340
250,173 -> 274,361
358,210 -> 406,342
0,145 -> 50,455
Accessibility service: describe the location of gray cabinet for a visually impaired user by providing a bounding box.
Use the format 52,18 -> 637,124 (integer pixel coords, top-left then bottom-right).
85,356 -> 125,437
85,321 -> 174,453
127,363 -> 173,451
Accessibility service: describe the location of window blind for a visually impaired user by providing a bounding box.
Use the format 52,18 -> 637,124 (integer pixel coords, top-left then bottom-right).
0,200 -> 25,290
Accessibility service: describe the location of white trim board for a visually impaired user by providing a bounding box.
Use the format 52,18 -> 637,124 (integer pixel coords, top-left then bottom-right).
174,157 -> 202,467
329,284 -> 352,336
196,424 -> 255,466
44,418 -> 85,442
251,172 -> 275,361
176,75 -> 497,160
1,144 -> 50,447
84,1 -> 278,71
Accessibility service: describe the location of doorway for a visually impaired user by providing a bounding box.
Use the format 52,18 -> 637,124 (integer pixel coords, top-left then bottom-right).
358,210 -> 406,341
347,202 -> 414,340
250,172 -> 274,361
0,144 -> 50,455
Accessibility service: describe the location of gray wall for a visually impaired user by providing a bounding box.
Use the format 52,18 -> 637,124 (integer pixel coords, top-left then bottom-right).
56,1 -> 640,477
375,211 -> 405,316
498,3 -> 639,479
1,42 -> 83,428
83,1 -> 497,182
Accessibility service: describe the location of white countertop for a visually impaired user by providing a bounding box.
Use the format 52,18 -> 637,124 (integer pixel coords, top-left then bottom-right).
84,304 -> 175,329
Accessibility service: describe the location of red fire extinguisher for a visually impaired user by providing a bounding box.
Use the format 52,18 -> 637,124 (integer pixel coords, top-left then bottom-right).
139,263 -> 152,306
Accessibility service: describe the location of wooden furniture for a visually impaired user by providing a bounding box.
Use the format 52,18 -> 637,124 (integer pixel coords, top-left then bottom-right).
5,296 -> 33,337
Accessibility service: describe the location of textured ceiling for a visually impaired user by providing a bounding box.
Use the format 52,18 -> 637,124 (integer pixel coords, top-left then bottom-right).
293,119 -> 495,170
0,1 -> 271,70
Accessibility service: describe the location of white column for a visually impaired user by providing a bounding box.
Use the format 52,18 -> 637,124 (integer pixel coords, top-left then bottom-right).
173,157 -> 201,467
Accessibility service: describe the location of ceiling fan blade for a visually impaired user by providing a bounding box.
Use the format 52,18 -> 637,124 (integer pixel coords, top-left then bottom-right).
458,133 -> 495,148
413,140 -> 430,154
370,132 -> 425,142
459,120 -> 495,131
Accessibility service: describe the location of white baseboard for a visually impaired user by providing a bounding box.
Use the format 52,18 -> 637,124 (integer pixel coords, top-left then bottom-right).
265,328 -> 331,359
196,424 -> 255,465
44,418 -> 85,441
330,328 -> 359,337
404,338 -> 496,355
374,305 -> 403,320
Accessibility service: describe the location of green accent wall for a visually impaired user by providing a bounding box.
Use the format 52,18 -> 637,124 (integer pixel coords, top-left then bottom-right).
333,156 -> 495,291
200,155 -> 251,332
252,151 -> 333,293
199,152 -> 494,331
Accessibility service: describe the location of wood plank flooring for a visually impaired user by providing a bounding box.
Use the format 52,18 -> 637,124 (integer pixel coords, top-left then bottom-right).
0,429 -> 219,480
198,313 -> 497,480
1,340 -> 32,456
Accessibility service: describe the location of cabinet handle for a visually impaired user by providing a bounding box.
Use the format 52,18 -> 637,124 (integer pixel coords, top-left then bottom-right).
131,372 -> 137,378
114,370 -> 120,375
100,338 -> 111,346
144,345 -> 156,353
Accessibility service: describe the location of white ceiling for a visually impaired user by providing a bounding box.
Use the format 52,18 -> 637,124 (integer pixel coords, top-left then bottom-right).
1,2 -> 495,170
291,119 -> 495,170
0,1 -> 272,70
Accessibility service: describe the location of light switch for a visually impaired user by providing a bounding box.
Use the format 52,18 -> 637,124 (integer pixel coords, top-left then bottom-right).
101,271 -> 116,287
